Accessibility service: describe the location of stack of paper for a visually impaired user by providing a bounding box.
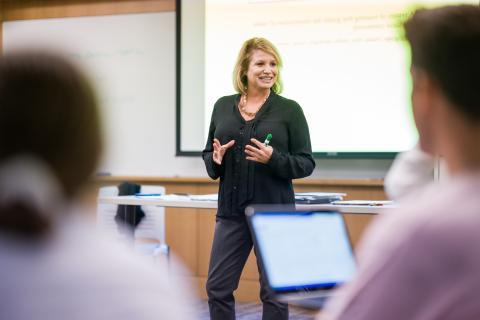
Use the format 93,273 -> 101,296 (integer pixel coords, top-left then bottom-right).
331,200 -> 393,206
294,192 -> 346,204
189,194 -> 218,201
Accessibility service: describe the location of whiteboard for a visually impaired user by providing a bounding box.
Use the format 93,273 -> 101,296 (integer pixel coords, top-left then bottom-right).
2,12 -> 208,176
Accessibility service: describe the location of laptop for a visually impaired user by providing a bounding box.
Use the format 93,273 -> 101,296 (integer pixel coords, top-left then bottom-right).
246,206 -> 356,309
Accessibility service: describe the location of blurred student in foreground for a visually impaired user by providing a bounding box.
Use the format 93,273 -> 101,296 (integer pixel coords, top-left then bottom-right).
0,52 -> 196,320
384,143 -> 437,201
320,5 -> 480,320
384,142 -> 450,202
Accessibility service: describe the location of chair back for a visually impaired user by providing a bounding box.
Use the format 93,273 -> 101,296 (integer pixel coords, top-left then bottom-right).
96,185 -> 166,244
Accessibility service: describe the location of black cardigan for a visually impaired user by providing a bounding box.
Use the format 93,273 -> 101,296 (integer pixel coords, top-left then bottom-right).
202,91 -> 315,217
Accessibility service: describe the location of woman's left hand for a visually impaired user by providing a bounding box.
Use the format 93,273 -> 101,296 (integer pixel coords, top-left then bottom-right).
245,138 -> 273,164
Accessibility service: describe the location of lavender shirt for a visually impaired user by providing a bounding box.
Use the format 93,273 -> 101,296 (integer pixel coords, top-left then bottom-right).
321,174 -> 480,320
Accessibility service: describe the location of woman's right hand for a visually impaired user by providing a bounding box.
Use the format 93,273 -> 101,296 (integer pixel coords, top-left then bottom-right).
212,138 -> 235,165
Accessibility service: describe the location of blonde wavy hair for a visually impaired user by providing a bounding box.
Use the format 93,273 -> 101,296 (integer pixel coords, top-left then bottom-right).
232,37 -> 283,95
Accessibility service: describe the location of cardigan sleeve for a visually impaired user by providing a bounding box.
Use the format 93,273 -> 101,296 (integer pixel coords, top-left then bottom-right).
202,101 -> 224,180
267,102 -> 315,179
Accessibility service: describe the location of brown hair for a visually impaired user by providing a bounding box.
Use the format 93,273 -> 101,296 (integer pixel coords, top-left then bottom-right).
404,5 -> 480,120
0,52 -> 102,238
232,37 -> 283,95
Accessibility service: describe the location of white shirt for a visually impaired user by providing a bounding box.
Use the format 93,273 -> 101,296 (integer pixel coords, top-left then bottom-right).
0,209 -> 198,320
0,157 -> 197,320
384,145 -> 436,201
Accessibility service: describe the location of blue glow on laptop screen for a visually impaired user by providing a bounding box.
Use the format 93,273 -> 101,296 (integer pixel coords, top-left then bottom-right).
251,211 -> 356,291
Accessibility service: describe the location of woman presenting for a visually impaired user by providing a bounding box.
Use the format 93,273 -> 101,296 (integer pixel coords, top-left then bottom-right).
203,37 -> 315,320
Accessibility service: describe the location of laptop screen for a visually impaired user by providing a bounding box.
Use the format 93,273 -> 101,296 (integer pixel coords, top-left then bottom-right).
248,210 -> 356,293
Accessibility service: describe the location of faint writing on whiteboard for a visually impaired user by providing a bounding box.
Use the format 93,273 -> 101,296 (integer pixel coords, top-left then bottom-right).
69,48 -> 145,60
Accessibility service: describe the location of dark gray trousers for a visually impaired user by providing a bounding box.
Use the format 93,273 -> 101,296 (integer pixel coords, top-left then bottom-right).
206,216 -> 289,320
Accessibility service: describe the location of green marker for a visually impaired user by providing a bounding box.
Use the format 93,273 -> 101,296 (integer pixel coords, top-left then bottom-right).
264,133 -> 272,146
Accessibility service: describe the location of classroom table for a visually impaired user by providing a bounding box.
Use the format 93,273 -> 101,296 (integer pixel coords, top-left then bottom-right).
97,195 -> 394,215
97,194 -> 394,290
